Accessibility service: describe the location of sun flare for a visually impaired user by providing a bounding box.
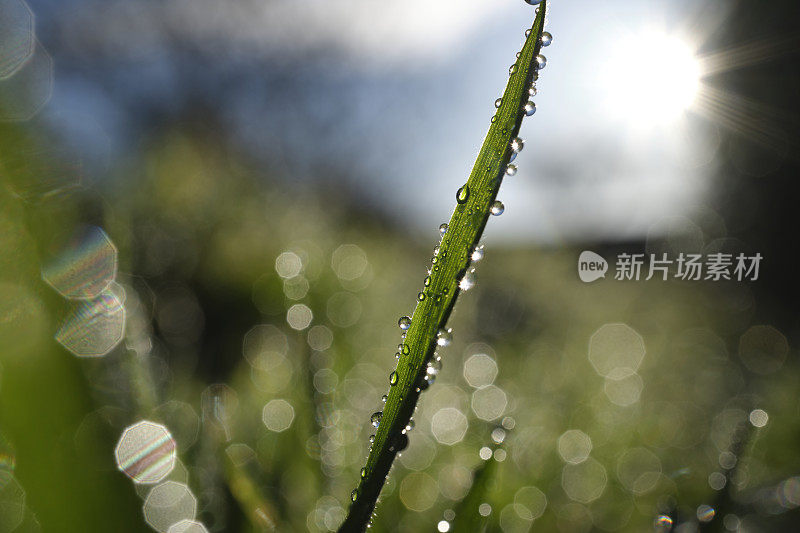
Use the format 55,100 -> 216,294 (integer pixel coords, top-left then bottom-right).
603,32 -> 701,126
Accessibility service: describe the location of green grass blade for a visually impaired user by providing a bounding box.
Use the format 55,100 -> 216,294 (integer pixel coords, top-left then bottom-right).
339,3 -> 548,531
449,453 -> 501,532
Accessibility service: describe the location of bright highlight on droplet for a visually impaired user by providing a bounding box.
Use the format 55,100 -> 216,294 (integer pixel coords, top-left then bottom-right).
115,421 -> 177,484
602,32 -> 701,124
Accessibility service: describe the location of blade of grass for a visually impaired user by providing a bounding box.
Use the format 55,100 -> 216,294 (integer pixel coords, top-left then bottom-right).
449,453 -> 502,532
338,3 -> 549,531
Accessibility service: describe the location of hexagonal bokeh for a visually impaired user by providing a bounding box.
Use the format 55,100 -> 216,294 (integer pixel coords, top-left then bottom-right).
557,430 -> 592,464
55,290 -> 125,357
167,520 -> 209,533
514,486 -> 548,520
588,323 -> 645,377
262,399 -> 295,432
0,0 -> 35,79
463,353 -> 498,388
0,470 -> 25,532
42,226 -> 118,300
430,408 -> 468,446
561,457 -> 608,503
471,385 -> 507,421
143,482 -> 197,533
115,421 -> 177,484
0,39 -> 51,121
242,324 -> 288,370
616,447 -> 661,494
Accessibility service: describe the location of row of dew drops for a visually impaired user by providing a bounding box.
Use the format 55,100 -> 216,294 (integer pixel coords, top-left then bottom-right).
455,22 -> 551,226
348,6 -> 553,527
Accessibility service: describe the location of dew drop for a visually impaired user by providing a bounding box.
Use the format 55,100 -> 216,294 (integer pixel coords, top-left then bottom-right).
494,98 -> 503,108
471,245 -> 485,262
351,489 -> 358,502
398,316 -> 412,331
369,434 -> 375,443
370,412 -> 382,428
459,269 -> 477,291
540,31 -> 553,47
394,433 -> 409,452
491,115 -> 497,124
511,137 -> 525,153
508,63 -> 517,75
405,419 -> 415,432
506,164 -> 518,176
523,0 -> 543,5
528,85 -> 537,97
424,276 -> 431,287
490,201 -> 505,216
437,328 -> 453,347
524,101 -> 537,116
439,223 -> 448,235
418,292 -> 426,301
381,395 -> 388,403
516,52 -> 521,59
535,54 -> 547,70
360,467 -> 367,479
525,29 -> 532,38
389,371 -> 398,386
456,185 -> 470,205
399,343 -> 410,355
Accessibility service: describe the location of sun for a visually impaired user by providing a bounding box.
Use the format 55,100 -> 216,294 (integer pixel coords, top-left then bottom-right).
602,31 -> 701,126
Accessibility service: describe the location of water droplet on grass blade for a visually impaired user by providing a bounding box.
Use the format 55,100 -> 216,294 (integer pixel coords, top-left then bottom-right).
535,54 -> 547,70
509,63 -> 517,75
439,223 -> 448,235
398,316 -> 412,331
361,468 -> 367,478
490,201 -> 505,216
506,164 -> 518,176
494,98 -> 503,108
390,371 -> 398,386
459,269 -> 477,291
456,185 -> 470,204
381,395 -> 388,403
528,85 -> 537,97
437,328 -> 453,347
351,489 -> 359,502
370,412 -> 383,428
511,137 -> 525,153
524,101 -> 537,116
540,31 -> 553,47
471,245 -> 485,262
524,0 -> 543,5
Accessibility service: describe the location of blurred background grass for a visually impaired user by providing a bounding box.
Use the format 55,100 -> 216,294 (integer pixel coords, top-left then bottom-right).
1,0 -> 799,532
